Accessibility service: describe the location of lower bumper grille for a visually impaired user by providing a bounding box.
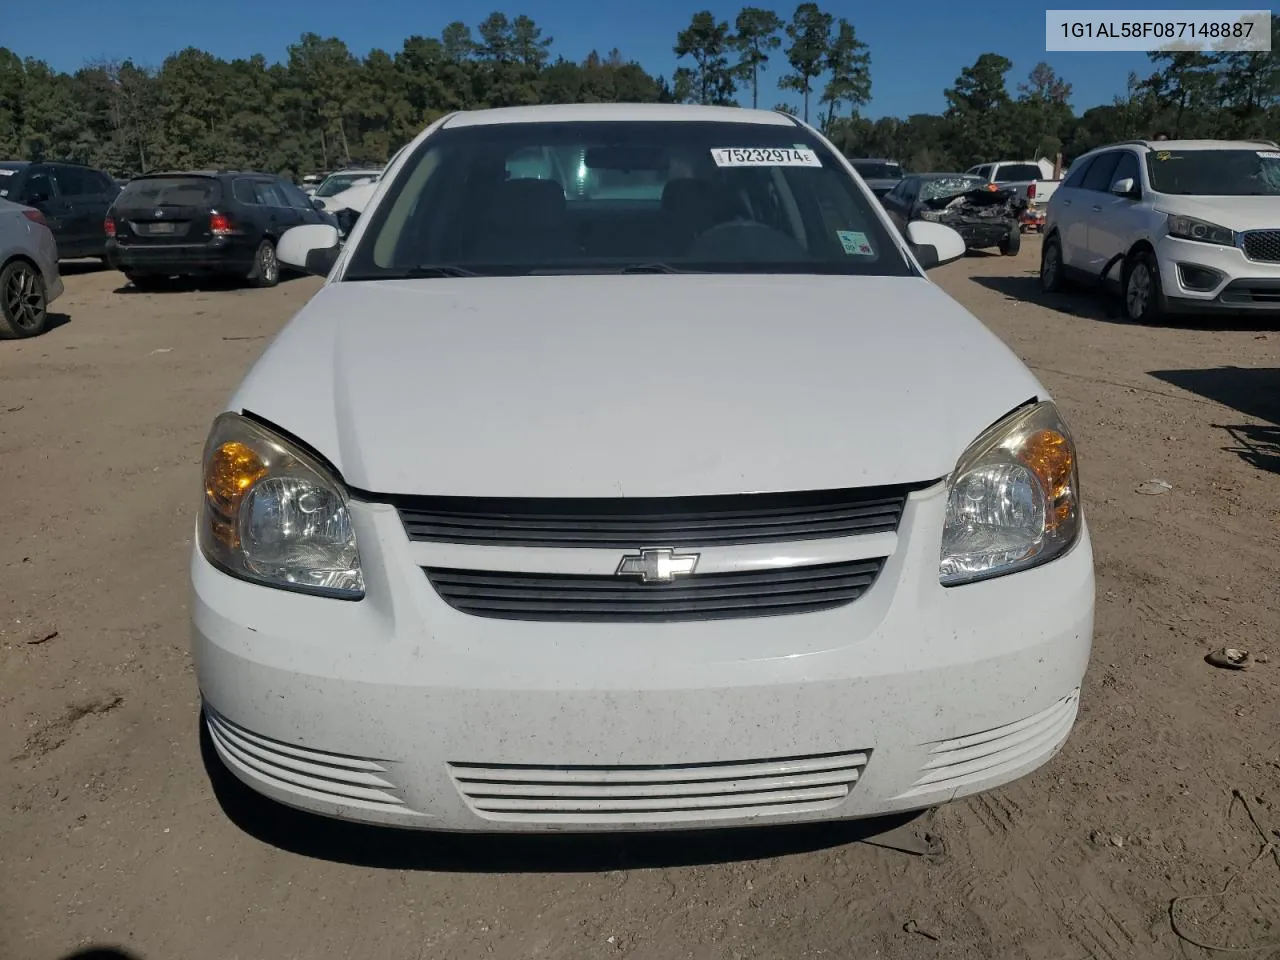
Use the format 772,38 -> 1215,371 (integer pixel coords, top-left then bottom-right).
894,689 -> 1079,800
205,706 -> 407,812
449,750 -> 869,825
425,558 -> 885,622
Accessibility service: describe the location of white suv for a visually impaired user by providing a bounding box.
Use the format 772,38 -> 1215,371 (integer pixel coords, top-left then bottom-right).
1040,138 -> 1280,322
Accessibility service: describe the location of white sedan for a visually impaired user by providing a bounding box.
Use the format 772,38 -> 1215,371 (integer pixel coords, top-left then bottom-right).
193,103 -> 1094,832
0,198 -> 63,339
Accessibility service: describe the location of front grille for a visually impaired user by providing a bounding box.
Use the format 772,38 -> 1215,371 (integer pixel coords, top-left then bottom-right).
1220,280 -> 1280,304
425,558 -> 885,622
449,750 -> 869,825
395,484 -> 917,548
1242,230 -> 1280,263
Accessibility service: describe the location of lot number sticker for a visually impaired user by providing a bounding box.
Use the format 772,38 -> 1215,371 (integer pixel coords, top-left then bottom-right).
711,147 -> 821,167
1258,151 -> 1280,160
837,230 -> 874,256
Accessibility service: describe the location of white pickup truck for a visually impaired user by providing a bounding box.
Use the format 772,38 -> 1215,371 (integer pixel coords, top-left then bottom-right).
965,161 -> 1060,208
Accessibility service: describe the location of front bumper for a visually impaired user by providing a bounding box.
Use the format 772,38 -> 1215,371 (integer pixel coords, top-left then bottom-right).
193,483 -> 1095,832
948,219 -> 1017,250
1157,236 -> 1280,314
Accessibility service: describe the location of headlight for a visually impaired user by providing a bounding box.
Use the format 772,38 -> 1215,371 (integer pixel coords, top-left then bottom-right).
1166,214 -> 1235,247
940,401 -> 1081,586
917,208 -> 942,222
199,413 -> 364,599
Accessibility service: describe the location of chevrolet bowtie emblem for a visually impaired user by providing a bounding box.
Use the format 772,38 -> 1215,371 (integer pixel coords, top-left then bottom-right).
615,548 -> 699,584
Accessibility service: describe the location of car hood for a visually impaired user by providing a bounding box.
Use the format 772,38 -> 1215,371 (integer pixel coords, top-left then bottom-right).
229,275 -> 1044,498
320,182 -> 378,213
1153,194 -> 1280,231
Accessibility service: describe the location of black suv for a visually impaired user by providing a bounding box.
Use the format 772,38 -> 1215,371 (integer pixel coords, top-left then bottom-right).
105,170 -> 337,289
0,160 -> 120,259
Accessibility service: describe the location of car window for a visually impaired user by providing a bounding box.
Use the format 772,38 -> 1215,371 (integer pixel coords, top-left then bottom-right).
253,182 -> 287,207
852,162 -> 903,180
1062,158 -> 1094,189
315,172 -> 379,197
345,120 -> 914,281
974,165 -> 991,179
278,180 -> 316,210
1111,151 -> 1141,189
233,178 -> 260,204
51,165 -> 89,196
118,176 -> 220,207
1081,152 -> 1122,192
1145,148 -> 1280,196
23,170 -> 57,201
993,163 -> 1042,183
920,175 -> 986,200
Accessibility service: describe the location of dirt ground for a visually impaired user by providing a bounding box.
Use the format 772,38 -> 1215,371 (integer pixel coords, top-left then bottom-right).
3,242 -> 1279,960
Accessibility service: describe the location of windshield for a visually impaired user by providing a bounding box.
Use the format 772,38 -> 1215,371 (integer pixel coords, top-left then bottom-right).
116,176 -> 220,207
344,120 -> 911,280
851,162 -> 903,180
993,164 -> 1042,183
316,173 -> 378,197
920,175 -> 987,200
1146,148 -> 1280,196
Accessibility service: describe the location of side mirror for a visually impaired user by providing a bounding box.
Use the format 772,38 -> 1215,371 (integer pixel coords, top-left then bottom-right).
905,220 -> 966,270
1110,177 -> 1138,198
311,197 -> 327,211
277,223 -> 341,277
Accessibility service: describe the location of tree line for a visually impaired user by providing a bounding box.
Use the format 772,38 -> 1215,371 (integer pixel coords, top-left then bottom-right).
0,7 -> 1276,180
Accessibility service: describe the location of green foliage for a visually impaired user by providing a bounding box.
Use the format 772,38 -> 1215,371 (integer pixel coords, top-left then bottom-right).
673,11 -> 738,106
780,3 -> 833,123
1,9 -> 1277,179
729,8 -> 783,109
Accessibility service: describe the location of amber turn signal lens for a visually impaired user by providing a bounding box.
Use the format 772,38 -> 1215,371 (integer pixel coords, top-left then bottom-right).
1017,428 -> 1074,529
206,440 -> 267,515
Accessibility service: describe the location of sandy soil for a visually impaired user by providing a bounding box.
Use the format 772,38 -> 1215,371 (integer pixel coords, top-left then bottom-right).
2,244 -> 1278,960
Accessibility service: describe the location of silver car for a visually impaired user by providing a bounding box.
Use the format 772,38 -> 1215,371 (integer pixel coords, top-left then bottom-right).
0,197 -> 63,339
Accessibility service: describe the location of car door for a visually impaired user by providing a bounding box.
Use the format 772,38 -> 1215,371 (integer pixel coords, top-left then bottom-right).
14,166 -> 73,252
48,164 -> 97,257
1053,155 -> 1097,272
1075,151 -> 1124,277
252,180 -> 297,238
1084,150 -> 1145,283
880,178 -> 912,231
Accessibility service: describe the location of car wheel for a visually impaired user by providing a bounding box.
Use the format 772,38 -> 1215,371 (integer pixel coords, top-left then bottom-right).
0,259 -> 49,339
1040,234 -> 1066,293
999,227 -> 1021,257
1122,249 -> 1164,324
249,239 -> 280,289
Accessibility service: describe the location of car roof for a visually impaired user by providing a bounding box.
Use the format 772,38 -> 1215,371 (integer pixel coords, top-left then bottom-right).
133,170 -> 277,179
0,160 -> 29,169
1092,138 -> 1277,153
441,103 -> 798,128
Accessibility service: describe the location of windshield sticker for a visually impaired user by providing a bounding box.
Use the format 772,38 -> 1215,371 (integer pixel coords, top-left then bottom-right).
1258,151 -> 1280,160
1155,151 -> 1172,161
711,147 -> 821,168
0,169 -> 14,176
837,230 -> 874,256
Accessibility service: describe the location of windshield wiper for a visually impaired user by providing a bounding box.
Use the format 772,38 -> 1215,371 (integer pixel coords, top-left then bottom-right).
400,265 -> 482,278
618,263 -> 686,274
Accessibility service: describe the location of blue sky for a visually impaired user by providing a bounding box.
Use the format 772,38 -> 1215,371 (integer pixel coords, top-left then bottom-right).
7,0 -> 1228,118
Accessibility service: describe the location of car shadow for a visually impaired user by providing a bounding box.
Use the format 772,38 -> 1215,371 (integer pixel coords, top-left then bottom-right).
57,950 -> 143,960
970,275 -> 1107,321
199,715 -> 934,872
1148,367 -> 1280,424
112,273 -> 306,295
1220,423 -> 1280,474
43,312 -> 72,335
1148,367 -> 1280,473
975,275 -> 1280,331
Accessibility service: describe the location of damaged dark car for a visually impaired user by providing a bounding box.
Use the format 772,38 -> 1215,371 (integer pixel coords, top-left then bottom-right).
880,173 -> 1025,256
